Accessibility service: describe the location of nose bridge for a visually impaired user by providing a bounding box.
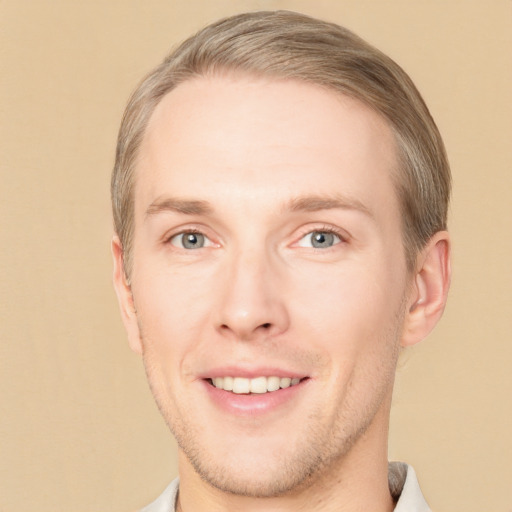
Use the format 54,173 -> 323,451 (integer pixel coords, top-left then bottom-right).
215,240 -> 288,340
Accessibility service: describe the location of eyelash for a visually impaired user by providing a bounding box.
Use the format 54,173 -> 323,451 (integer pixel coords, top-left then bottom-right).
296,225 -> 347,245
165,228 -> 210,245
165,227 -> 202,240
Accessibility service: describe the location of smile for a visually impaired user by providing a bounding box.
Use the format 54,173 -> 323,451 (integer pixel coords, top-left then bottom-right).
209,376 -> 302,394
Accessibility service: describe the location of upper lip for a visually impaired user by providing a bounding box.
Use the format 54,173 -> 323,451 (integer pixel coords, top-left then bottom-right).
198,366 -> 308,380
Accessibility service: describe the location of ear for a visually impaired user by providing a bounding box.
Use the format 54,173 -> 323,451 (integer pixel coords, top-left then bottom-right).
112,236 -> 143,354
401,231 -> 451,347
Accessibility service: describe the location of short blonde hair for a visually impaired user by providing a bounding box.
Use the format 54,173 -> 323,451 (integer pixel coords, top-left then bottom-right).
112,10 -> 450,276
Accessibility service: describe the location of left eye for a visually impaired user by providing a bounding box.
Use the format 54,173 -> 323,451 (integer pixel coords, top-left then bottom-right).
170,232 -> 211,249
297,230 -> 341,249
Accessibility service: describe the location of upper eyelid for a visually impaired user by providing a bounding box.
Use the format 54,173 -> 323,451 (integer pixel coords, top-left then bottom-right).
169,229 -> 206,241
294,224 -> 349,242
162,225 -> 213,243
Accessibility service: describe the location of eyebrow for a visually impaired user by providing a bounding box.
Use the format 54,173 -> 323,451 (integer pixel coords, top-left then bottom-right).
145,193 -> 373,218
287,194 -> 373,218
146,198 -> 214,217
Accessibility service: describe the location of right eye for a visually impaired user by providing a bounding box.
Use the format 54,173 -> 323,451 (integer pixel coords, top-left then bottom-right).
297,230 -> 342,249
169,231 -> 211,249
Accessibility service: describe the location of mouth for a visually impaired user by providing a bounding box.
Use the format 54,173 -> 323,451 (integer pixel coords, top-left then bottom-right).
207,376 -> 305,394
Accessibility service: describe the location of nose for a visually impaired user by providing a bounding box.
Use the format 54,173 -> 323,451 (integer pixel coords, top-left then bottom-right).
214,246 -> 290,342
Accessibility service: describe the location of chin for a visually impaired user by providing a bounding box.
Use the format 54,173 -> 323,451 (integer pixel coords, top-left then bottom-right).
170,410 -> 364,499
185,449 -> 325,498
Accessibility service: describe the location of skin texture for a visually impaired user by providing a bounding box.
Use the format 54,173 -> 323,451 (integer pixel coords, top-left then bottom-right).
113,75 -> 450,512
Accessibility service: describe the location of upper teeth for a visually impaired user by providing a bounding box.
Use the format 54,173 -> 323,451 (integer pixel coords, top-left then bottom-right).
212,376 -> 301,394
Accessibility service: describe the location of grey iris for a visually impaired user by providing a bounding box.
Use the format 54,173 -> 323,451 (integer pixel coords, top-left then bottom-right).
183,233 -> 205,249
311,231 -> 335,248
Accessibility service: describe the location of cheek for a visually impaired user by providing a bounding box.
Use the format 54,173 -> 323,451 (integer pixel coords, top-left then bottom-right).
303,268 -> 404,391
135,255 -> 213,313
131,267 -> 212,361
292,263 -> 403,335
289,261 -> 407,390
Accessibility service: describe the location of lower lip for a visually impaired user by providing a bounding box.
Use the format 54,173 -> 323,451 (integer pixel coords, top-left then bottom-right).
202,379 -> 308,416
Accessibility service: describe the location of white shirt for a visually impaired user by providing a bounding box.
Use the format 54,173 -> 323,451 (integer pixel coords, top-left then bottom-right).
140,462 -> 431,512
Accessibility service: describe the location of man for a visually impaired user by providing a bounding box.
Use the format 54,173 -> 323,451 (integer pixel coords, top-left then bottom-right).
112,10 -> 451,512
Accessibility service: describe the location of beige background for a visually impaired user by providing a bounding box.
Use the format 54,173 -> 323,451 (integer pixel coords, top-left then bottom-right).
1,1 -> 511,511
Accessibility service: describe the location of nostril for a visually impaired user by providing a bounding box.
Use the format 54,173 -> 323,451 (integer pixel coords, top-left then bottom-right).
262,323 -> 271,329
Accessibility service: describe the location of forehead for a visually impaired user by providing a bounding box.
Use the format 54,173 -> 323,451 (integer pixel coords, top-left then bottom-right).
135,74 -> 399,219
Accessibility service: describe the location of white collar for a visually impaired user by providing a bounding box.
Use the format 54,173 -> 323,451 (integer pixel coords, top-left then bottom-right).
390,462 -> 431,512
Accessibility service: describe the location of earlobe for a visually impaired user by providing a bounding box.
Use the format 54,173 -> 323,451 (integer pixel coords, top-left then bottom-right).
401,231 -> 451,347
112,236 -> 143,354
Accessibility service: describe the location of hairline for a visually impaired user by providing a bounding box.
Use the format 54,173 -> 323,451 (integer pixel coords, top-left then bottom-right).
113,11 -> 450,278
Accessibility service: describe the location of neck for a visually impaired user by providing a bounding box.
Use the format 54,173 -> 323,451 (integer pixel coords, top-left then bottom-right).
176,404 -> 395,512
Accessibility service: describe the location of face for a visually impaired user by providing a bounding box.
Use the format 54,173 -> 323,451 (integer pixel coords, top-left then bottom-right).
117,75 -> 414,497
